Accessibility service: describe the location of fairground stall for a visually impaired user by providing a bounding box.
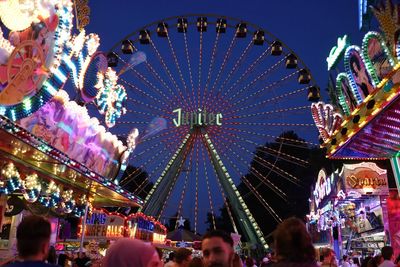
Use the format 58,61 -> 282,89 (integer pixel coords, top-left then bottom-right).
311,0 -> 400,256
307,162 -> 389,257
0,0 -> 167,262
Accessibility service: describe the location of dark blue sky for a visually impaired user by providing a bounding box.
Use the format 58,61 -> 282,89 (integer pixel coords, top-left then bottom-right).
87,0 -> 366,99
83,0 -> 371,233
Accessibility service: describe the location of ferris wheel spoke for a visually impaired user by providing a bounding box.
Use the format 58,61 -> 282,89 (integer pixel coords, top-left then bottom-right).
165,27 -> 193,103
209,130 -> 288,200
203,29 -> 222,101
182,30 -> 196,109
242,176 -> 282,223
214,127 -> 309,167
125,97 -> 166,114
120,78 -> 169,109
220,125 -> 318,147
149,38 -> 191,111
196,141 -> 216,230
192,140 -> 200,232
197,30 -> 204,108
157,137 -> 196,221
218,40 -> 253,97
259,145 -> 309,166
224,56 -> 287,104
136,127 -> 182,146
222,69 -> 300,114
224,85 -> 310,117
224,44 -> 273,99
209,129 -> 301,186
209,31 -> 237,95
119,132 -> 184,185
225,105 -> 310,121
224,122 -> 315,127
204,134 -> 282,223
200,136 -> 239,233
174,143 -> 194,229
117,54 -> 173,104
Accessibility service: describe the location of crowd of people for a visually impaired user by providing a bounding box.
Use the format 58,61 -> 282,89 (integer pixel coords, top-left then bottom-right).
1,215 -> 399,267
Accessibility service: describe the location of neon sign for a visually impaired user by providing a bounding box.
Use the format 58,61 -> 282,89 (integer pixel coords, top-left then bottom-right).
313,169 -> 335,208
327,35 -> 349,71
173,108 -> 222,128
346,174 -> 387,189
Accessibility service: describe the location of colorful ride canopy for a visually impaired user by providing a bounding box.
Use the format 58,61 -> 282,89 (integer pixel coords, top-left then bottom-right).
0,1 -> 134,179
312,0 -> 400,159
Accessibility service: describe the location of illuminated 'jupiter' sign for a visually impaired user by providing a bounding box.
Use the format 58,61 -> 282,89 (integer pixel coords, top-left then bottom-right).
172,108 -> 222,128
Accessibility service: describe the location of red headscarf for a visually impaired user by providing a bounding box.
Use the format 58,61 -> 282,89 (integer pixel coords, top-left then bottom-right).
103,238 -> 158,267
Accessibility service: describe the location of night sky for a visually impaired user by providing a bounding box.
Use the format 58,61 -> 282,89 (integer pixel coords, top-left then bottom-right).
82,0 -> 372,235
86,0 -> 366,99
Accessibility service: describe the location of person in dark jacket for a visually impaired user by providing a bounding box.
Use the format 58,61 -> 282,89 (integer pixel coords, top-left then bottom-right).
5,215 -> 57,267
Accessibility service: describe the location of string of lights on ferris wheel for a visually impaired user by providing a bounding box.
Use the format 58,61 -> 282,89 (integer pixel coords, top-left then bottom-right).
201,133 -> 241,232
106,15 -> 321,237
209,134 -> 283,222
199,139 -> 216,233
118,130 -> 186,186
174,144 -> 193,229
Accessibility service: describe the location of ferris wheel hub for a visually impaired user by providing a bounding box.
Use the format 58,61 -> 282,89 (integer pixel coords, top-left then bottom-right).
172,107 -> 222,128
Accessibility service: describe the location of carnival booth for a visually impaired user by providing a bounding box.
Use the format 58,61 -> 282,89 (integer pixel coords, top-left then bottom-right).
311,0 -> 400,259
0,0 -> 150,262
308,162 -> 389,257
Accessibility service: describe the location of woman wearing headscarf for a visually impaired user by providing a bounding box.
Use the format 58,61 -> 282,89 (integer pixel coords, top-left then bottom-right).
102,238 -> 162,267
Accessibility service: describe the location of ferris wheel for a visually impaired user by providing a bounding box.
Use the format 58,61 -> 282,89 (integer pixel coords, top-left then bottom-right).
106,14 -> 320,248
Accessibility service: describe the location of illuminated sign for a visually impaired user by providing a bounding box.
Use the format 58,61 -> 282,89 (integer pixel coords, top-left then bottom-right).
343,162 -> 388,195
327,35 -> 349,71
313,169 -> 335,209
173,108 -> 222,128
84,210 -> 125,239
346,175 -> 387,188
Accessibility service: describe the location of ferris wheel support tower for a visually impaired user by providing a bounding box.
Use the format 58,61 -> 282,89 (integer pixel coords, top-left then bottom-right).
141,129 -> 267,249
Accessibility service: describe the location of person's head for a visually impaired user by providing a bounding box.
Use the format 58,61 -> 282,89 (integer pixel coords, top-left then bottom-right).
245,258 -> 254,266
273,217 -> 316,263
381,246 -> 394,261
343,255 -> 348,262
202,230 -> 234,267
47,245 -> 57,264
168,252 -> 175,262
175,248 -> 192,267
232,253 -> 243,267
16,215 -> 51,261
322,248 -> 336,264
102,238 -> 162,267
189,257 -> 204,267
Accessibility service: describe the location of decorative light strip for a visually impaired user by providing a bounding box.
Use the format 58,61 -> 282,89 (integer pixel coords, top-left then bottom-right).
344,45 -> 373,104
0,115 -> 143,206
203,133 -> 268,249
361,31 -> 396,86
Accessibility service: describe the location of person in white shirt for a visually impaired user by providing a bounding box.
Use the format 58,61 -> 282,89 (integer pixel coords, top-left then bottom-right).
378,246 -> 396,267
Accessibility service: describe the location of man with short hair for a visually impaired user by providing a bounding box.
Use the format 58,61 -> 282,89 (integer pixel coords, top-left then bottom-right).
6,215 -> 56,266
174,248 -> 192,267
202,230 -> 234,267
379,246 -> 396,267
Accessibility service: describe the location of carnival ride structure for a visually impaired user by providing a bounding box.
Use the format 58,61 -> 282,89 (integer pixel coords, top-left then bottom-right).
107,14 -> 321,248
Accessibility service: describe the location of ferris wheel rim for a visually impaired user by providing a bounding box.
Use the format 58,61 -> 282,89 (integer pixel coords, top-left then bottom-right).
107,13 -> 318,87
